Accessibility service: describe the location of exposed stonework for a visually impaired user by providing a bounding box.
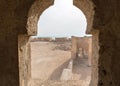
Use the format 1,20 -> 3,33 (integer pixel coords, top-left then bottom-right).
90,30 -> 99,86
18,35 -> 31,86
73,0 -> 95,33
0,0 -> 120,86
27,0 -> 54,35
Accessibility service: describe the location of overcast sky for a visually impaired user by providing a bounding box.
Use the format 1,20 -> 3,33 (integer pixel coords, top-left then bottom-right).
37,0 -> 87,37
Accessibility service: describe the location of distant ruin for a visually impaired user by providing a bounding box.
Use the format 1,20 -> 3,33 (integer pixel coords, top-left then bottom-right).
30,37 -> 52,42
71,36 -> 92,66
30,37 -> 71,42
30,36 -> 92,67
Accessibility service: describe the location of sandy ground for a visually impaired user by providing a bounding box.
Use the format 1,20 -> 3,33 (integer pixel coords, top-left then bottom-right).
30,41 -> 91,85
31,41 -> 71,80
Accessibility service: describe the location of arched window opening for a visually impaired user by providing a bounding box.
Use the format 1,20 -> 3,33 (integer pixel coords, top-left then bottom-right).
37,0 -> 87,38
30,0 -> 93,85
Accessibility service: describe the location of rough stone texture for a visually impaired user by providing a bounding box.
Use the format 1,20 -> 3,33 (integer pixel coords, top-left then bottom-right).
0,0 -> 120,86
27,0 -> 54,35
73,0 -> 95,33
90,30 -> 99,86
92,0 -> 120,86
18,35 -> 31,86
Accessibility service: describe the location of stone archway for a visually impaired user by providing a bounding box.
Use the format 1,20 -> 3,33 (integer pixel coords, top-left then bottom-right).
27,0 -> 54,36
0,0 -> 119,86
18,0 -> 98,86
18,1 -> 54,86
26,0 -> 94,35
73,0 -> 94,33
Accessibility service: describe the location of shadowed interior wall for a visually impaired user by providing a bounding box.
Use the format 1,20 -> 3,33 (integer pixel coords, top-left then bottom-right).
92,0 -> 120,86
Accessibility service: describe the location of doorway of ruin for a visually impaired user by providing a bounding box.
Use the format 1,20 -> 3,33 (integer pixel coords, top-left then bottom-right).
18,0 -> 99,86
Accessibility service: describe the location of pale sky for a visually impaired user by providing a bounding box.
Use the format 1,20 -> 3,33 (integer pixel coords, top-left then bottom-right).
37,0 -> 87,37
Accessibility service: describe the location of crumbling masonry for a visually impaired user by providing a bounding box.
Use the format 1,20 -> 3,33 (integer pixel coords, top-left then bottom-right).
0,0 -> 120,86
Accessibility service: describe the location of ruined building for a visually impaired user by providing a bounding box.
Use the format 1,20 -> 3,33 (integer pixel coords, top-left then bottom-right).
0,0 -> 120,86
71,36 -> 92,66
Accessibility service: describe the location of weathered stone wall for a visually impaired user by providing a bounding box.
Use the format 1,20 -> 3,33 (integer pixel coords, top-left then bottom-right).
90,30 -> 99,86
18,35 -> 31,86
73,0 -> 94,33
0,0 -> 120,86
71,36 -> 92,66
0,0 -> 54,86
92,0 -> 120,86
18,1 -> 54,86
